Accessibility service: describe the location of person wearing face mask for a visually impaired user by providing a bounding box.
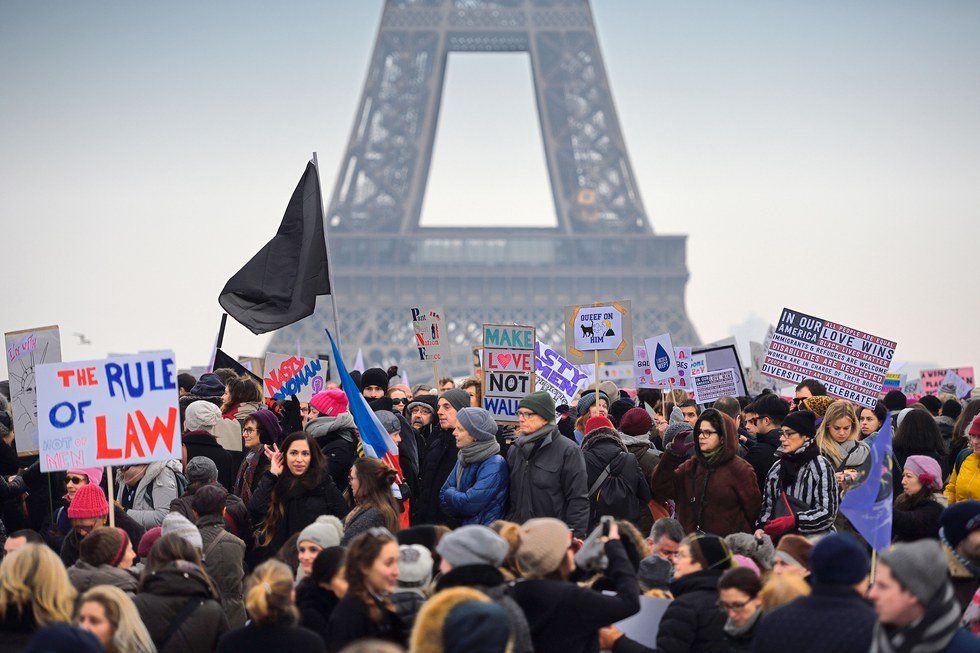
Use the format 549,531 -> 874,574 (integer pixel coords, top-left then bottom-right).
439,407 -> 509,526
326,528 -> 406,652
248,432 -> 348,558
67,527 -> 139,594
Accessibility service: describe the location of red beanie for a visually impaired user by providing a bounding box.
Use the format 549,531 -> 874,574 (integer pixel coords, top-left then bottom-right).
585,415 -> 615,435
138,527 -> 163,559
619,407 -> 653,437
970,416 -> 980,437
310,389 -> 349,417
67,483 -> 109,520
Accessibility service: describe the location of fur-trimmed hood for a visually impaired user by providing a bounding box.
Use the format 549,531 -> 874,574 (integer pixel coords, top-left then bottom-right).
409,586 -> 498,653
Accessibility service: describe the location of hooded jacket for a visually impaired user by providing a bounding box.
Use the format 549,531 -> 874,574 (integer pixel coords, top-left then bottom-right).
133,561 -> 229,653
581,427 -> 651,529
118,459 -> 183,529
439,453 -> 509,526
305,413 -> 358,494
650,411 -> 761,536
506,424 -> 590,539
67,560 -> 138,594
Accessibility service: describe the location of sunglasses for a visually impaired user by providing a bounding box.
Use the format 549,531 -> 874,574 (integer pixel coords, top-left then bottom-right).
391,398 -> 407,405
65,475 -> 87,485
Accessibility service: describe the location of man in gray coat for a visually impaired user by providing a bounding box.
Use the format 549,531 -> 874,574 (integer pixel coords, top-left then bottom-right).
506,391 -> 589,538
193,484 -> 247,628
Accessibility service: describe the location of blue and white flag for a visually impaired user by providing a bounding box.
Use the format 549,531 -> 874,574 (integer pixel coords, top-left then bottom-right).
840,416 -> 893,551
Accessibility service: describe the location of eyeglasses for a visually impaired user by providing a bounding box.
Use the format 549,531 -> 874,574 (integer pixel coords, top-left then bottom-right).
516,410 -> 536,419
717,599 -> 751,612
792,397 -> 805,405
391,398 -> 407,405
697,429 -> 718,437
65,475 -> 86,485
781,429 -> 800,438
243,427 -> 257,434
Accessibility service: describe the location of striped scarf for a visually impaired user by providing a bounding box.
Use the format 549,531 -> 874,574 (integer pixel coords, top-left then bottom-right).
873,582 -> 962,653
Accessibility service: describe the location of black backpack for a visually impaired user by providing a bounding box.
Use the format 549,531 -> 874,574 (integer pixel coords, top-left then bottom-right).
588,451 -> 641,523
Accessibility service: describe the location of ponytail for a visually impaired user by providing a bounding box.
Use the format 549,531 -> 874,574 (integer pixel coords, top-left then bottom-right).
244,560 -> 297,625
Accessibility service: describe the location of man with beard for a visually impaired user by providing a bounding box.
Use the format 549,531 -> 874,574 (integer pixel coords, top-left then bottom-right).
412,389 -> 468,526
406,395 -> 438,447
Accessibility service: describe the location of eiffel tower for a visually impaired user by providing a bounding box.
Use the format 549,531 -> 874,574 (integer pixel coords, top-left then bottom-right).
268,0 -> 699,378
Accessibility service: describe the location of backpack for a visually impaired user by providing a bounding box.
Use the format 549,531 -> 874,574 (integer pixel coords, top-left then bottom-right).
588,451 -> 641,523
144,469 -> 189,509
955,448 -> 972,475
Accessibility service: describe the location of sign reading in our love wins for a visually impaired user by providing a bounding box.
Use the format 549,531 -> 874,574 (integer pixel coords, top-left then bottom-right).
263,353 -> 328,402
36,352 -> 180,472
482,325 -> 535,422
535,341 -> 590,406
564,300 -> 633,364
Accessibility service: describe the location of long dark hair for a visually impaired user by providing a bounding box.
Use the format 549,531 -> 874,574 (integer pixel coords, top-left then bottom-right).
345,457 -> 400,533
894,409 -> 947,456
951,401 -> 980,453
138,534 -> 219,597
345,529 -> 397,623
257,432 -> 326,546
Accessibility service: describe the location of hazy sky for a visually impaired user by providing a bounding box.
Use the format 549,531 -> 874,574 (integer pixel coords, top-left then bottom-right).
2,1 -> 979,380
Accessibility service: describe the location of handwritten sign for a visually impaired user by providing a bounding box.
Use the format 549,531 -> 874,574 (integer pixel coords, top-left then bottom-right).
564,300 -> 633,363
263,352 -> 328,402
937,369 -> 973,399
5,325 -> 62,455
535,341 -> 590,406
410,306 -> 446,362
36,352 -> 180,472
763,308 -> 896,406
920,367 -> 974,397
483,325 -> 535,422
692,368 -> 740,404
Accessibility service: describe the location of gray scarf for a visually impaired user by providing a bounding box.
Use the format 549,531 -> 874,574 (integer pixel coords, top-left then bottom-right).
724,609 -> 761,639
872,583 -> 962,653
456,440 -> 500,489
305,413 -> 356,442
516,424 -> 552,453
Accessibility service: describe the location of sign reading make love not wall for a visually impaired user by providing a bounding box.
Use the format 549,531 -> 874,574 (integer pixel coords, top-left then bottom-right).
263,353 -> 328,402
36,352 -> 180,472
763,308 -> 896,406
483,325 -> 535,422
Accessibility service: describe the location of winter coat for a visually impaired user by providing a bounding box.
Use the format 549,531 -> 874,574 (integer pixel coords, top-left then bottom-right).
305,415 -> 358,495
621,432 -> 662,535
650,416 -> 761,537
118,459 -> 183,529
325,593 -> 405,653
439,454 -> 509,526
197,513 -> 247,628
643,568 -> 728,653
413,425 -> 459,526
389,588 -> 426,632
506,424 -> 590,538
0,603 -> 38,651
169,484 -> 248,523
751,583 -> 876,653
133,561 -> 229,653
744,429 -> 782,493
296,581 -> 340,645
582,428 -> 651,529
757,443 -> 839,536
217,621 -> 325,653
59,506 -> 145,567
248,469 -> 349,553
183,430 -> 235,490
946,451 -> 980,505
435,564 -> 534,653
341,506 -> 389,546
67,560 -> 138,594
892,493 -> 946,542
510,539 -> 640,653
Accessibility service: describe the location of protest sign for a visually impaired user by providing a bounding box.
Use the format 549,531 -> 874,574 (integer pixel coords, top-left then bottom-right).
410,306 -> 446,362
762,308 -> 896,406
634,345 -> 656,388
262,352 -> 329,402
881,372 -> 906,394
612,596 -> 671,649
5,325 -> 62,454
644,333 -> 677,383
598,363 -> 634,381
937,369 -> 973,399
692,368 -> 740,404
36,351 -> 180,472
920,367 -> 974,397
564,300 -> 633,363
535,341 -> 590,406
483,325 -> 535,422
691,343 -> 748,398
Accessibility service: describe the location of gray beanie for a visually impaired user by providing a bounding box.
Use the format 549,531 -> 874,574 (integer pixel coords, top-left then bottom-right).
161,512 -> 203,551
663,421 -> 693,448
638,554 -> 674,591
436,525 -> 509,568
880,540 -> 949,605
297,515 -> 344,550
375,410 -> 401,435
185,456 -> 218,484
398,544 -> 433,587
441,389 -> 471,412
455,407 -> 498,443
185,400 -> 221,432
576,391 -> 610,418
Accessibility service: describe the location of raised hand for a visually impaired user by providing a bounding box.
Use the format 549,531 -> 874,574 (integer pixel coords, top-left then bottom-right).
265,444 -> 284,476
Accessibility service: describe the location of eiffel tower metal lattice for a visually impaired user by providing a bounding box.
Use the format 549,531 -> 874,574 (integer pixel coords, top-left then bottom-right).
268,0 -> 699,378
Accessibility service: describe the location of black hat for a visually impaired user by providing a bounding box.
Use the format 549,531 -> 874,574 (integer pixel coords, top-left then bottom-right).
782,410 -> 817,438
361,367 -> 390,392
883,390 -> 908,412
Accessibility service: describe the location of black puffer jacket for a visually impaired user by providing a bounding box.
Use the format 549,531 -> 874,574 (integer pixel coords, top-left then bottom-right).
248,469 -> 349,552
582,428 -> 650,529
296,581 -> 340,645
637,568 -> 727,653
413,425 -> 458,526
133,561 -> 229,653
183,431 -> 235,490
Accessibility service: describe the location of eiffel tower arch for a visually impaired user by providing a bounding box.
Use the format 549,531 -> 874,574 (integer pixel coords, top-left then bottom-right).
268,0 -> 699,379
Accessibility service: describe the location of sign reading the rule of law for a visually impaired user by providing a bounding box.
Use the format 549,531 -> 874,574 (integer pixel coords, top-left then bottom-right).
763,308 -> 897,406
564,300 -> 633,363
410,306 -> 446,362
263,353 -> 328,402
36,352 -> 180,472
535,341 -> 590,406
483,324 -> 535,422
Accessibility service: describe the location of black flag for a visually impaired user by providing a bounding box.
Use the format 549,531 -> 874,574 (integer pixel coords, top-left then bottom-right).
212,348 -> 263,385
219,162 -> 330,334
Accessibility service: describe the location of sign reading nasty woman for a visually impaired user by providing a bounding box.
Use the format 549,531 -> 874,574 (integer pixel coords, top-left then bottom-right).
36,351 -> 180,472
482,324 -> 535,422
763,308 -> 896,406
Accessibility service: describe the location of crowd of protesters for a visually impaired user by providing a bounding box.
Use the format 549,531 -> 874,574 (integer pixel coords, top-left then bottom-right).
1,364 -> 980,653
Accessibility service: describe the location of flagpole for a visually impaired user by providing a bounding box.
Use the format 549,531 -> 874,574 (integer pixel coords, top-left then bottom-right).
312,152 -> 344,351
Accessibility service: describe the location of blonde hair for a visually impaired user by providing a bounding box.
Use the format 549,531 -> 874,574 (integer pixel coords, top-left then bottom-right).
815,400 -> 859,467
77,585 -> 156,653
0,544 -> 75,627
759,573 -> 811,612
245,560 -> 298,625
409,587 -> 492,653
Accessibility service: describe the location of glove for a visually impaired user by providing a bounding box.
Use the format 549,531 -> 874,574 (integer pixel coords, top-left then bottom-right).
279,395 -> 303,436
763,515 -> 796,539
669,433 -> 694,458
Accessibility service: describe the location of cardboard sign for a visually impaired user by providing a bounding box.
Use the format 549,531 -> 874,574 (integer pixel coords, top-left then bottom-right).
644,333 -> 678,383
263,352 -> 329,402
763,308 -> 896,406
410,306 -> 446,362
483,325 -> 535,422
564,300 -> 633,363
691,343 -> 749,398
937,369 -> 973,399
5,325 -> 62,454
692,368 -> 740,404
920,367 -> 974,397
536,341 -> 590,406
613,596 -> 671,649
36,352 -> 180,472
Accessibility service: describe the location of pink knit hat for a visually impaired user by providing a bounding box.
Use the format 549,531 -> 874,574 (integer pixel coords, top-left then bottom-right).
310,389 -> 349,417
67,484 -> 109,519
68,467 -> 104,486
904,455 -> 943,492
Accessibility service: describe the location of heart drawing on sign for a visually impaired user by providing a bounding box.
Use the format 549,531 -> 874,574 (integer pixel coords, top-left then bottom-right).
496,353 -> 513,369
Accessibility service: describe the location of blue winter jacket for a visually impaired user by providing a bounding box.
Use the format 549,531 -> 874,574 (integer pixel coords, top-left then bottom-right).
439,455 -> 509,526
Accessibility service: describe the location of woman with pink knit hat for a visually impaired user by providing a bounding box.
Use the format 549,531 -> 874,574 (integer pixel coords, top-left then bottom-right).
893,454 -> 947,542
